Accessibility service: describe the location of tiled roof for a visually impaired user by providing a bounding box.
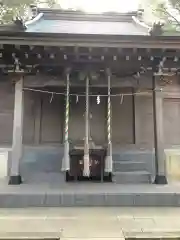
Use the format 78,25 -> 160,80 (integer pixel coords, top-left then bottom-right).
26,18 -> 149,35
25,8 -> 150,36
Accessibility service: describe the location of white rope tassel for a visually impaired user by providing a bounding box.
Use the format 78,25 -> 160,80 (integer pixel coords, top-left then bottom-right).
61,73 -> 70,171
105,74 -> 113,173
83,76 -> 90,177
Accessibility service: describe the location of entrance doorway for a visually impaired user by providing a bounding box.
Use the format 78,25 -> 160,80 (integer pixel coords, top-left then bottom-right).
69,87 -> 106,146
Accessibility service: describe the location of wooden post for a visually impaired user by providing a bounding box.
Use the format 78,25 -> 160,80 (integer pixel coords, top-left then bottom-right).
105,69 -> 113,175
9,76 -> 24,185
153,74 -> 167,184
83,76 -> 90,177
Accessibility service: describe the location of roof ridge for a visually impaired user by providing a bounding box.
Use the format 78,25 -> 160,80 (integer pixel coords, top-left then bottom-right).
37,8 -> 140,15
32,8 -> 143,22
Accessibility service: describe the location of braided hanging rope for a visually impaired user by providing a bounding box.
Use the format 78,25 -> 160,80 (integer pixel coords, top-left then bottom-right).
105,73 -> 113,173
83,76 -> 90,177
65,73 -> 70,143
61,73 -> 70,171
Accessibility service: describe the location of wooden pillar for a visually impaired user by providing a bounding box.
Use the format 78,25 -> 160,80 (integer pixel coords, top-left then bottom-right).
153,75 -> 167,184
9,76 -> 24,185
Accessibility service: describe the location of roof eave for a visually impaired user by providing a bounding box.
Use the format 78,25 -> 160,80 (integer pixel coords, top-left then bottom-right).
0,32 -> 180,49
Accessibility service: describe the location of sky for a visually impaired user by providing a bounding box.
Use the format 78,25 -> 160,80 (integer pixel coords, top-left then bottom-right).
58,0 -> 140,12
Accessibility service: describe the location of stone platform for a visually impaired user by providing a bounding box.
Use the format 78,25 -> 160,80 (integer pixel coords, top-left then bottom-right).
0,207 -> 180,239
1,172 -> 180,207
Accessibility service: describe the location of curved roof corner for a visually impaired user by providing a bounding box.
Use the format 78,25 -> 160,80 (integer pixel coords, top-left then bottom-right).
25,13 -> 44,27
132,16 -> 151,35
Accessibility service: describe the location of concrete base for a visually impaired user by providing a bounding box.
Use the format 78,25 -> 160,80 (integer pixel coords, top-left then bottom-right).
8,175 -> 22,185
154,175 -> 168,185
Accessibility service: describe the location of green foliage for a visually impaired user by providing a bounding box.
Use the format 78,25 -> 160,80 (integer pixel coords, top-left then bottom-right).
0,0 -> 58,23
149,0 -> 180,31
169,0 -> 180,13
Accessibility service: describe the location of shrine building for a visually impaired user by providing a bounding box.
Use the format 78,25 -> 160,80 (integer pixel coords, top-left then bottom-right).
0,6 -> 180,185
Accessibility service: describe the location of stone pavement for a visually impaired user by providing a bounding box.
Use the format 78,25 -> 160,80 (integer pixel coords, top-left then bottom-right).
0,207 -> 180,239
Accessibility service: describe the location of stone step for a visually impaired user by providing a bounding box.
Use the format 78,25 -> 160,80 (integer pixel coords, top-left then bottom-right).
112,152 -> 154,163
113,161 -> 147,172
0,186 -> 178,207
113,171 -> 151,184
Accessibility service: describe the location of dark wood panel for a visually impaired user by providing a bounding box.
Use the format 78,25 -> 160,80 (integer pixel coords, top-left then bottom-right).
0,113 -> 13,143
0,81 -> 14,143
41,94 -> 64,143
164,98 -> 180,145
112,93 -> 134,144
69,95 -> 85,143
23,91 -> 36,144
90,95 -> 106,145
135,96 -> 154,144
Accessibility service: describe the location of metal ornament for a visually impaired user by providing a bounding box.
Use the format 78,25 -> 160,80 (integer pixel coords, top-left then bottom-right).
61,73 -> 70,171
158,59 -> 165,75
14,58 -> 20,72
83,76 -> 90,177
105,73 -> 113,173
50,53 -> 55,59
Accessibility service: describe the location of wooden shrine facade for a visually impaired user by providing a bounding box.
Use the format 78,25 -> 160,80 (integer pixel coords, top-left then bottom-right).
1,7 -> 180,185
